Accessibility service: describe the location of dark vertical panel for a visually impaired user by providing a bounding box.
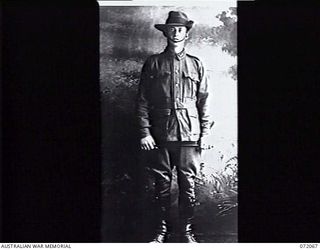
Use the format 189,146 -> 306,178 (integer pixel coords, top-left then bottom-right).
2,1 -> 100,242
238,2 -> 320,242
0,2 -> 3,242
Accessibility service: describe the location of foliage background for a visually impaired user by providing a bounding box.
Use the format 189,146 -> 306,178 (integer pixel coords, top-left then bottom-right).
100,5 -> 237,242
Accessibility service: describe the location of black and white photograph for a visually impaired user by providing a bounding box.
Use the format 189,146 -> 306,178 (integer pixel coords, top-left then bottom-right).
99,1 -> 237,243
2,0 -> 320,246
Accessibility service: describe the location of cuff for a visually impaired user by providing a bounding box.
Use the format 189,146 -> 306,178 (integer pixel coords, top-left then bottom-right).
140,128 -> 151,138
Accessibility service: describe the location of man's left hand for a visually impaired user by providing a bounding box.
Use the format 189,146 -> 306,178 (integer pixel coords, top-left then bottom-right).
199,136 -> 214,150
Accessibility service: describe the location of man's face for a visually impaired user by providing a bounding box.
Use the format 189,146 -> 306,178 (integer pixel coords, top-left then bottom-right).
165,26 -> 188,43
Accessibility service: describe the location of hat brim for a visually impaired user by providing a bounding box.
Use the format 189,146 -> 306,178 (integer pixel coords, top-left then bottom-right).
154,21 -> 194,32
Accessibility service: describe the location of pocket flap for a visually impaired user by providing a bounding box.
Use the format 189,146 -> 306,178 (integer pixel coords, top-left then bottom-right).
182,70 -> 200,82
156,71 -> 171,78
152,108 -> 171,117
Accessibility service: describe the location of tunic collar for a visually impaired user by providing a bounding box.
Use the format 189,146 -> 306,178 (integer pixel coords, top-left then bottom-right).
164,46 -> 186,61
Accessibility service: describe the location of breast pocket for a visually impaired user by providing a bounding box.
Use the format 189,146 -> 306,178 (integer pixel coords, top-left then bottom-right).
151,71 -> 172,98
153,70 -> 171,83
182,70 -> 200,99
149,71 -> 171,81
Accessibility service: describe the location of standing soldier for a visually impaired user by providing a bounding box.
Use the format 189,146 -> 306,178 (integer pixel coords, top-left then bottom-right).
137,11 -> 213,243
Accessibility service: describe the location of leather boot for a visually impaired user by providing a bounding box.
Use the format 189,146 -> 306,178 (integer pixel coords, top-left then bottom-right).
179,198 -> 198,243
150,177 -> 172,243
180,222 -> 198,243
150,220 -> 169,243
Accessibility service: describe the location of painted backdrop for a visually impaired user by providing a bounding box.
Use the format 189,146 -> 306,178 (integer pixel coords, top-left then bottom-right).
100,5 -> 237,242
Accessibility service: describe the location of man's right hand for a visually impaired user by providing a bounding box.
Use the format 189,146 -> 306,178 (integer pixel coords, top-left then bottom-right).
140,135 -> 157,150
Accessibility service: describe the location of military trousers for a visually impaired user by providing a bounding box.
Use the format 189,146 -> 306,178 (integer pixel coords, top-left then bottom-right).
148,143 -> 201,224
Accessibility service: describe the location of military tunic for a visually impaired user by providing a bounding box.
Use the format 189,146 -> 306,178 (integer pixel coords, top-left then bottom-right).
137,46 -> 213,145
